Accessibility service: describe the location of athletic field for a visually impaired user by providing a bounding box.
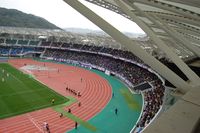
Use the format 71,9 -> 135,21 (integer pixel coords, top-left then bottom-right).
0,59 -> 142,133
0,63 -> 69,119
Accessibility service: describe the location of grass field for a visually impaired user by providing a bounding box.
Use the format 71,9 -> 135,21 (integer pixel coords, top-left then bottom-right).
0,63 -> 69,119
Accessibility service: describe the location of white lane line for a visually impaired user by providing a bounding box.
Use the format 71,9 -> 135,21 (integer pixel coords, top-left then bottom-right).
27,114 -> 43,132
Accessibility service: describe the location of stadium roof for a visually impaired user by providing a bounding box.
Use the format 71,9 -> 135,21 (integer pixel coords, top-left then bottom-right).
0,26 -> 73,37
1,0 -> 200,60
0,26 -> 123,48
72,0 -> 200,89
76,1 -> 200,133
83,0 -> 200,59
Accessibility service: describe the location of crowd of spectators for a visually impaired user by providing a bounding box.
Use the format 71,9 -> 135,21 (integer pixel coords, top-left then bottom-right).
1,39 -> 149,65
0,46 -> 44,56
89,45 -> 103,52
43,48 -> 165,132
41,41 -> 144,64
51,42 -> 62,47
0,47 -> 10,55
10,47 -> 23,55
1,39 -> 165,132
44,49 -> 159,86
134,80 -> 164,132
80,44 -> 91,51
62,42 -> 73,48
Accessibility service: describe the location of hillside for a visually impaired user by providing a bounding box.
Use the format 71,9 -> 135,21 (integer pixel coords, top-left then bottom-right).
0,7 -> 60,29
64,28 -> 145,38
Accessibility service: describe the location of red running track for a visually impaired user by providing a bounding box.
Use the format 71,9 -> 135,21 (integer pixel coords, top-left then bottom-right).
0,59 -> 112,133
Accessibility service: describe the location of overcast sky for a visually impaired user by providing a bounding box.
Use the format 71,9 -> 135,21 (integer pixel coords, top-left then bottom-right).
0,0 -> 144,34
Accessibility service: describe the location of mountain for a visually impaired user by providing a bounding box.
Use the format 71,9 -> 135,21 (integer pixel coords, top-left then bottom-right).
0,7 -> 60,29
64,28 -> 145,38
64,28 -> 101,34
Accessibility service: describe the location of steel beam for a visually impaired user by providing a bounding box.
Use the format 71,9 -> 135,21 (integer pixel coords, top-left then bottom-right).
115,0 -> 200,86
63,0 -> 194,92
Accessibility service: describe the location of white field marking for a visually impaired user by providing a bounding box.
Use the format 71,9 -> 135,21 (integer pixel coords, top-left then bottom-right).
27,114 -> 43,132
21,65 -> 57,71
2,68 -> 31,89
20,68 -> 33,75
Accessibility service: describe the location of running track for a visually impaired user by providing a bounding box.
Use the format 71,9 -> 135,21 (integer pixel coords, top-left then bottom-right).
0,59 -> 112,132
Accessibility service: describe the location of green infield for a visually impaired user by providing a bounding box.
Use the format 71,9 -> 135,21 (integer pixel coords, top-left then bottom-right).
0,63 -> 69,119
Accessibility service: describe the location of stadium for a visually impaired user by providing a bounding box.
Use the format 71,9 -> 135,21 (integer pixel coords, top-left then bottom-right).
0,0 -> 200,133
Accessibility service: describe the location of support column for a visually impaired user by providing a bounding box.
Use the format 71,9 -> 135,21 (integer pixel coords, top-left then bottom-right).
115,0 -> 200,86
63,0 -> 192,93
